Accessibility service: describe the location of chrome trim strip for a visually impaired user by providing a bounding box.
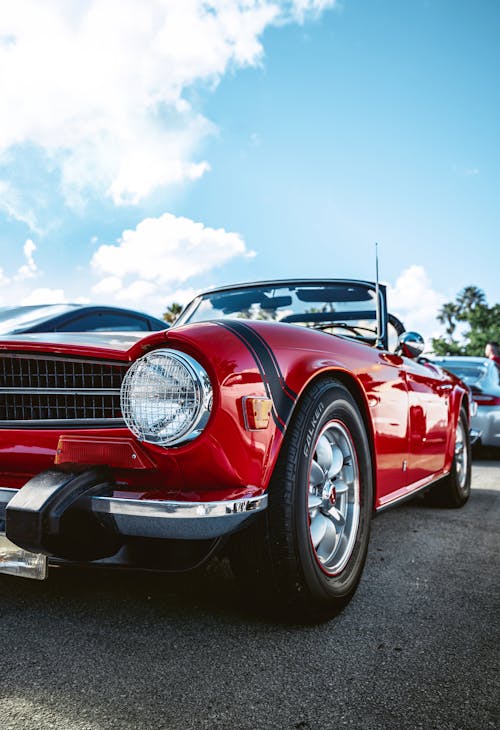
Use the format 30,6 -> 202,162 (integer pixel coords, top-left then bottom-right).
91,493 -> 268,540
0,419 -> 125,428
375,479 -> 441,514
91,493 -> 267,519
0,353 -> 129,367
0,388 -> 121,395
0,488 -> 267,541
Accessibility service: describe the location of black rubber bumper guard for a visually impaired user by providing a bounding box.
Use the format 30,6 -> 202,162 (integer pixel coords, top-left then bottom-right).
5,466 -> 121,560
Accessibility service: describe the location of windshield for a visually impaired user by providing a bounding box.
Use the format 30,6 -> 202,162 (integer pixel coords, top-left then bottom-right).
434,361 -> 487,385
178,282 -> 381,344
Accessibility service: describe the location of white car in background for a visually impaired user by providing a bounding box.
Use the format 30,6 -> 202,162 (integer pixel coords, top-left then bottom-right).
431,356 -> 500,449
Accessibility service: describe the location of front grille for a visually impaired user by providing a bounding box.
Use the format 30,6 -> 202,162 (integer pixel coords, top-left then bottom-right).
0,353 -> 130,426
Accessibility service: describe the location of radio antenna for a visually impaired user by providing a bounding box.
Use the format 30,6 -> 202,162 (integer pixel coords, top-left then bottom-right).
375,242 -> 382,348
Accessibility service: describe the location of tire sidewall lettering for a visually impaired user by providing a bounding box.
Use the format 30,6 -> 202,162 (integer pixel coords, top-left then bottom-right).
303,401 -> 326,458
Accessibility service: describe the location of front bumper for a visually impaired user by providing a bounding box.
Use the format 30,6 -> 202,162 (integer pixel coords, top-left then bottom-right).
1,486 -> 267,541
0,467 -> 267,577
1,485 -> 267,543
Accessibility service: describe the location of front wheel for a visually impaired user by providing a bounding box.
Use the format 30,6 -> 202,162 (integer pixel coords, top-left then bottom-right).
229,379 -> 373,622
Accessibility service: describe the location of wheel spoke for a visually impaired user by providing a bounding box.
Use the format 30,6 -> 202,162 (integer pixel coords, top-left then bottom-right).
315,516 -> 338,563
308,493 -> 322,511
309,460 -> 325,488
310,512 -> 329,548
315,434 -> 333,472
327,444 -> 344,478
327,505 -> 346,528
333,478 -> 349,496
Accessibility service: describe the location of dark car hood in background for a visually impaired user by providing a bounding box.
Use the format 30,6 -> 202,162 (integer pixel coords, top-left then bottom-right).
0,331 -> 147,351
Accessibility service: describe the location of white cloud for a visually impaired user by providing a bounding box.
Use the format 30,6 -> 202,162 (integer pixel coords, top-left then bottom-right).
90,212 -> 253,315
0,1 -> 337,207
15,238 -> 38,279
141,285 -> 200,317
91,212 -> 254,284
161,287 -> 200,306
0,268 -> 10,303
91,276 -> 123,296
113,280 -> 157,303
0,267 -> 10,287
291,0 -> 338,21
21,287 -> 67,305
91,273 -> 199,317
387,265 -> 446,347
0,180 -> 40,232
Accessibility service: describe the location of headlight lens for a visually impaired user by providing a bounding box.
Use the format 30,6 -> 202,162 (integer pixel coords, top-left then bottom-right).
120,349 -> 212,446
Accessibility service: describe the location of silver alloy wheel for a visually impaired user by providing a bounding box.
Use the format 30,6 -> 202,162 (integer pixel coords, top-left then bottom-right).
455,419 -> 468,491
307,419 -> 360,575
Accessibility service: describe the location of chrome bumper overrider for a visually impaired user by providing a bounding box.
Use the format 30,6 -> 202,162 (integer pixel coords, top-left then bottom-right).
0,486 -> 268,542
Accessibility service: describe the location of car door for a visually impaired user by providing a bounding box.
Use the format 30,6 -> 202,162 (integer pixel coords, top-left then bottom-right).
403,358 -> 450,485
363,351 -> 410,505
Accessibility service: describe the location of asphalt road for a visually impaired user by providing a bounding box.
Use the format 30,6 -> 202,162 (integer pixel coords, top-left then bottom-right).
0,460 -> 498,730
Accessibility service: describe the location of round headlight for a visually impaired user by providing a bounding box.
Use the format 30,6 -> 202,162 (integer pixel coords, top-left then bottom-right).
121,349 -> 212,447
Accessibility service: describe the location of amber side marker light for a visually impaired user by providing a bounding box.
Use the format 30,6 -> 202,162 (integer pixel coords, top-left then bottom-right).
243,396 -> 273,430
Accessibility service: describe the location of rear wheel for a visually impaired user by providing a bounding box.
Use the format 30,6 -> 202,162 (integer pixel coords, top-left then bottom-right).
426,408 -> 471,508
229,379 -> 373,622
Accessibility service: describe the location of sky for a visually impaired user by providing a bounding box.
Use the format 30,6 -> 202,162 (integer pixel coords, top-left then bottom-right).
0,0 -> 498,344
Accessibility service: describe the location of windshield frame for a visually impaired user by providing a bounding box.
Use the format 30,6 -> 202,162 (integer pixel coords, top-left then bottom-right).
175,279 -> 389,349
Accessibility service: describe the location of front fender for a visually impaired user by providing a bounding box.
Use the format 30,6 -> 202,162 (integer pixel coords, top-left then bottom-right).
161,322 -> 378,495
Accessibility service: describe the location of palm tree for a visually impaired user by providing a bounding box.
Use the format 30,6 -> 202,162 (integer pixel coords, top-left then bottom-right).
163,302 -> 183,324
456,286 -> 486,316
437,301 -> 459,340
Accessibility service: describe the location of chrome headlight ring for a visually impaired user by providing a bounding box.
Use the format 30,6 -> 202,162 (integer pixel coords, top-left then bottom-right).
120,349 -> 213,447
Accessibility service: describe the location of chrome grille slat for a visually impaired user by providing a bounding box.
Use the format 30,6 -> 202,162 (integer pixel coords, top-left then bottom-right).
0,388 -> 120,395
0,354 -> 129,426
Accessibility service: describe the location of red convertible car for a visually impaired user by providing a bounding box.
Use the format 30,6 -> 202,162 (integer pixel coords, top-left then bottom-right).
0,279 -> 471,621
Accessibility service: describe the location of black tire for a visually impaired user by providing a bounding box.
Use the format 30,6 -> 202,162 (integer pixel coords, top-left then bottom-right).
229,378 -> 373,622
425,408 -> 471,508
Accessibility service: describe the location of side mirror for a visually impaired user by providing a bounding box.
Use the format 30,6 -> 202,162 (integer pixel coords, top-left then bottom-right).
397,331 -> 425,359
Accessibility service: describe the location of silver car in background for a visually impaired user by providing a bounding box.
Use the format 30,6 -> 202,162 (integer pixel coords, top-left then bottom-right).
431,356 -> 500,449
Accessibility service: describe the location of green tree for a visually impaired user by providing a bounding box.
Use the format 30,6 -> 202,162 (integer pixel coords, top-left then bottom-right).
163,302 -> 182,324
437,301 -> 459,339
432,286 -> 500,356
